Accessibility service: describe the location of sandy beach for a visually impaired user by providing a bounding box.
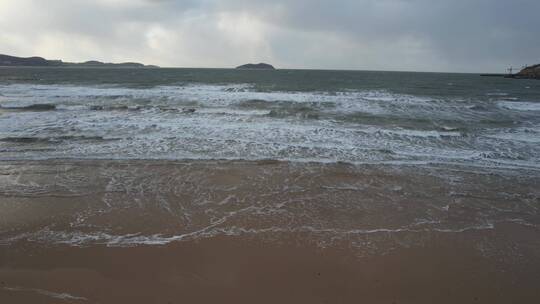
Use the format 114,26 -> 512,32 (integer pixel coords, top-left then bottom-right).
1,160 -> 539,303
2,1 -> 540,302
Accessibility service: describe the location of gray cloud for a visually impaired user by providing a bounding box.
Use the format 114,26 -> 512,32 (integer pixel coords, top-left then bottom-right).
0,0 -> 538,72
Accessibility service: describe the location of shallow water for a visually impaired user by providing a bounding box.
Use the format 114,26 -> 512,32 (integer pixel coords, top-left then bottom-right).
1,160 -> 538,258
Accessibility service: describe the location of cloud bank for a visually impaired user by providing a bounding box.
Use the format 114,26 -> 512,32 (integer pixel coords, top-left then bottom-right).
1,0 -> 539,72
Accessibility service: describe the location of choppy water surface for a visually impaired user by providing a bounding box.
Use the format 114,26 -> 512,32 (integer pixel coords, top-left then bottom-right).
0,68 -> 539,169
0,68 -> 539,255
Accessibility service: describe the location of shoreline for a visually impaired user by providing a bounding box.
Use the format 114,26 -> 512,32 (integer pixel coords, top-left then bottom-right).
2,225 -> 540,304
1,159 -> 539,303
1,158 -> 538,173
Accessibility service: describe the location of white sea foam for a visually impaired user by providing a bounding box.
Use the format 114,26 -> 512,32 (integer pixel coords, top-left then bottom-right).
3,286 -> 87,301
486,127 -> 540,143
1,83 -> 539,170
1,222 -> 502,248
375,128 -> 462,138
498,101 -> 540,111
0,83 -> 434,115
487,92 -> 509,96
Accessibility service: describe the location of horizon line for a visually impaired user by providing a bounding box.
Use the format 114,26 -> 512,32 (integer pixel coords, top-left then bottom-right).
0,52 -> 516,75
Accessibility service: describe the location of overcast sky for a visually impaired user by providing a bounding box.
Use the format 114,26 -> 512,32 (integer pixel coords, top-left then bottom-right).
1,0 -> 538,72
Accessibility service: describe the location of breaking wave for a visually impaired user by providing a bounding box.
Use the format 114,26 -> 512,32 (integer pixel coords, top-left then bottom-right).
0,83 -> 539,169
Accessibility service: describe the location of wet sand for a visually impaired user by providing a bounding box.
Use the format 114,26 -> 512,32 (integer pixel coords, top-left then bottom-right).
1,160 -> 539,303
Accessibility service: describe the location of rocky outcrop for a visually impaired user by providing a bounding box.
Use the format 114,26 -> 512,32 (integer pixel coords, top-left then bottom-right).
236,63 -> 275,70
516,64 -> 540,79
0,54 -> 158,68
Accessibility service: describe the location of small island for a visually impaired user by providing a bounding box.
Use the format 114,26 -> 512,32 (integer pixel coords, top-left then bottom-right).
0,54 -> 159,68
236,63 -> 275,70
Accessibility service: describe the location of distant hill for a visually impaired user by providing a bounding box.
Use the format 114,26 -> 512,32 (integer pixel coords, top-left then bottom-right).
0,54 -> 53,66
516,64 -> 540,79
236,63 -> 275,70
0,54 -> 159,68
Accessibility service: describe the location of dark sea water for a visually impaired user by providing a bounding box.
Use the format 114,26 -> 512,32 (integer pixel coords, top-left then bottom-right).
1,67 -> 539,169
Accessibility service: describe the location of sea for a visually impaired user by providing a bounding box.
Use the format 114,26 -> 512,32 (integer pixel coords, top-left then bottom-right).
0,67 -> 539,251
0,67 -> 539,169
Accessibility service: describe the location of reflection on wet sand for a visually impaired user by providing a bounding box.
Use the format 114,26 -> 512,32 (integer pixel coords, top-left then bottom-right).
1,160 -> 539,303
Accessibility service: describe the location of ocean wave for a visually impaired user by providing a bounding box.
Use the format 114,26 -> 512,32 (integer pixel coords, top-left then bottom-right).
486,127 -> 540,144
266,107 -> 321,119
1,222 -> 500,248
0,83 -> 439,115
0,135 -> 117,144
499,101 -> 540,111
0,83 -> 539,169
487,92 -> 510,96
0,103 -> 56,111
375,128 -> 462,138
0,83 -> 508,125
0,112 -> 537,170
